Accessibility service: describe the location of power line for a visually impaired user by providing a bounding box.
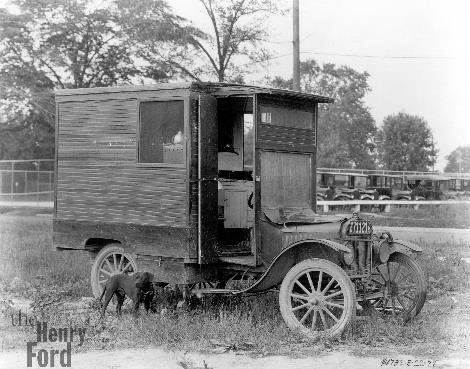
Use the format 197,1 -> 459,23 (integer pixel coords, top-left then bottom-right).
300,51 -> 455,60
242,50 -> 456,67
241,53 -> 292,67
265,39 -> 291,44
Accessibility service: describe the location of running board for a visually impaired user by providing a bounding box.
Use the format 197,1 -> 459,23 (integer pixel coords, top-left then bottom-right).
218,255 -> 256,266
190,288 -> 237,298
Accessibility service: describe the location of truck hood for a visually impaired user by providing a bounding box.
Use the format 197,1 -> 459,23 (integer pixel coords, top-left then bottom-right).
263,207 -> 343,226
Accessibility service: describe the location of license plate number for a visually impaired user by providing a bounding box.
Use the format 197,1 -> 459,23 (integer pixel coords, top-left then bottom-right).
347,220 -> 371,236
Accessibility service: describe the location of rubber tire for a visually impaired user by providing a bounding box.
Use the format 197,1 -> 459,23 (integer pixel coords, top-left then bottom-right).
378,252 -> 427,319
279,258 -> 355,340
90,244 -> 138,298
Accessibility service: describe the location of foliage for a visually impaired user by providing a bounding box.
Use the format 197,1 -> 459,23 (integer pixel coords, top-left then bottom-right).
1,0 -> 141,89
362,203 -> 470,229
113,0 -> 203,82
444,145 -> 470,173
121,0 -> 282,82
0,0 -> 127,158
271,59 -> 377,169
376,112 -> 437,171
0,215 -> 90,296
193,0 -> 281,82
0,0 -> 191,159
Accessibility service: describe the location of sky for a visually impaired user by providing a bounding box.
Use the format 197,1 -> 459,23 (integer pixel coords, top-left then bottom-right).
169,0 -> 470,171
1,0 -> 468,170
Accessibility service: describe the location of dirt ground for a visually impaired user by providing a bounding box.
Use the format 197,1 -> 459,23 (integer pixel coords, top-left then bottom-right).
1,347 -> 469,369
1,292 -> 470,369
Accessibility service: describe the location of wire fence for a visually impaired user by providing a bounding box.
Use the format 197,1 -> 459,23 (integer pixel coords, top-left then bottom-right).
1,159 -> 469,204
0,159 -> 54,202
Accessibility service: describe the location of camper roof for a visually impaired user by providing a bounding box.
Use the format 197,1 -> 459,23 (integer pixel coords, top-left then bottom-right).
55,82 -> 334,104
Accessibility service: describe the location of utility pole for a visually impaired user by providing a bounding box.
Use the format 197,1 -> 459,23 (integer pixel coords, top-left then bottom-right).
293,0 -> 300,91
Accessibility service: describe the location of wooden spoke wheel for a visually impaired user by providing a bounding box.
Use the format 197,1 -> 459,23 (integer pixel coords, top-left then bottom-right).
367,253 -> 426,321
279,259 -> 355,340
189,282 -> 217,290
90,244 -> 138,298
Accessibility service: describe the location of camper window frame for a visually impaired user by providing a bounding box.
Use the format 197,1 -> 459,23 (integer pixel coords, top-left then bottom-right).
136,98 -> 187,168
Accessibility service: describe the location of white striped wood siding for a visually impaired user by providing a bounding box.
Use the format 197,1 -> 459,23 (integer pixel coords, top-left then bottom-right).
56,96 -> 188,226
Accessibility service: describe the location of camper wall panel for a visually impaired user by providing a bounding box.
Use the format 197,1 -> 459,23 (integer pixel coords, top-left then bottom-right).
56,97 -> 188,227
53,219 -> 192,260
260,151 -> 312,208
188,97 -> 199,259
257,124 -> 315,153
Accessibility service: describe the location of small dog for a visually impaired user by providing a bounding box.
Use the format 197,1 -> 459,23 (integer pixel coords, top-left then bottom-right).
100,272 -> 154,318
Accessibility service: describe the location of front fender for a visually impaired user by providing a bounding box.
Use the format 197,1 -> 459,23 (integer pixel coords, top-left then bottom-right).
389,239 -> 423,257
234,239 -> 350,294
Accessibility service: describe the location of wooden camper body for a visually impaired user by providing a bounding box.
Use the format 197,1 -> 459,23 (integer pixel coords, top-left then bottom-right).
53,82 -> 332,283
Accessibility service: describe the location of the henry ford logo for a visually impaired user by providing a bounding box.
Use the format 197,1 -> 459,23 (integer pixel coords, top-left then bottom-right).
27,322 -> 86,367
10,309 -> 86,367
14,311 -> 87,368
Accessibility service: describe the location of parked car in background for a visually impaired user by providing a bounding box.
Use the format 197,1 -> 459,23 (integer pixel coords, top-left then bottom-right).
406,174 -> 468,200
317,171 -> 377,200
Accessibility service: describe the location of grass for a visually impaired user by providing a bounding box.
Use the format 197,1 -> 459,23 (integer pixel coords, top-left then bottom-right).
321,203 -> 470,229
0,215 -> 90,297
0,215 -> 469,358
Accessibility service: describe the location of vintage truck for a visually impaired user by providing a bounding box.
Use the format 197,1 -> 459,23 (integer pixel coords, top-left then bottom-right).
53,82 -> 426,339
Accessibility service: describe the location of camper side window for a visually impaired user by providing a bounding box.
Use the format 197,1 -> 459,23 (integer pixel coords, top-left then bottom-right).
139,100 -> 184,165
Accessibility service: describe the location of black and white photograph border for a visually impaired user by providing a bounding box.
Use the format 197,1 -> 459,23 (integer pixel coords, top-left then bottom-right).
0,1 -> 469,368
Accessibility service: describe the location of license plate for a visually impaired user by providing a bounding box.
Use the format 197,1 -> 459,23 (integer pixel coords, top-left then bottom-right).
347,220 -> 372,236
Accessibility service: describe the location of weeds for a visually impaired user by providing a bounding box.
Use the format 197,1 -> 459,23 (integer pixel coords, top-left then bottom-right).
0,216 -> 90,297
330,204 -> 470,229
0,215 -> 469,356
370,204 -> 470,229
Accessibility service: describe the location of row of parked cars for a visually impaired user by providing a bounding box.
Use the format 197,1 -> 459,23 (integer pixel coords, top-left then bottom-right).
316,171 -> 470,201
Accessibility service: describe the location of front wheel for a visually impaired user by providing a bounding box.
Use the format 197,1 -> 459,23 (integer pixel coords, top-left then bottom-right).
367,253 -> 427,321
279,259 -> 355,340
90,244 -> 138,298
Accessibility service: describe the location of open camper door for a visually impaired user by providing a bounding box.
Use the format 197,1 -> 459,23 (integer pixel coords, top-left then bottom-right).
254,94 -> 318,262
196,94 -> 218,263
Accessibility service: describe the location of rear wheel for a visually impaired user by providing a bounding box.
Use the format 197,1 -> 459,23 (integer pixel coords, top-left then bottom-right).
279,259 -> 355,340
367,253 -> 426,321
90,244 -> 138,298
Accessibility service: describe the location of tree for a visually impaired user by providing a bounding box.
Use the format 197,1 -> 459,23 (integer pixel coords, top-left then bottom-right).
0,0 -> 134,159
0,0 -> 142,89
122,0 -> 281,82
376,112 -> 437,171
271,59 -> 377,169
194,0 -> 280,82
444,146 -> 470,173
0,0 -> 188,159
